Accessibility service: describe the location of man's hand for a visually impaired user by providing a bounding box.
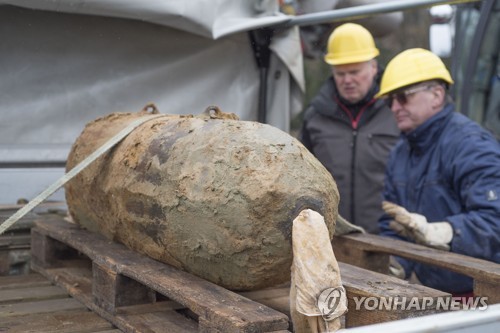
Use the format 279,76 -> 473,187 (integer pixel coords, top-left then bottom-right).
382,201 -> 453,251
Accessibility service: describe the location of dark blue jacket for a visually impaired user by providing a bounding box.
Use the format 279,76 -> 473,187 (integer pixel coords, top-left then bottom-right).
379,103 -> 500,294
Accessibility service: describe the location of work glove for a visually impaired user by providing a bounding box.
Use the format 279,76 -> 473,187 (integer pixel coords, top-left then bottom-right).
382,201 -> 453,251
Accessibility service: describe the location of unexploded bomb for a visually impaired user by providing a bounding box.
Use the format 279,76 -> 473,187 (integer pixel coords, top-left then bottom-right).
65,106 -> 339,290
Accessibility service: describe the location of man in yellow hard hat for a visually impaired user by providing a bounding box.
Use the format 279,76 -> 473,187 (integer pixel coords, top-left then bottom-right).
376,48 -> 500,295
300,23 -> 399,233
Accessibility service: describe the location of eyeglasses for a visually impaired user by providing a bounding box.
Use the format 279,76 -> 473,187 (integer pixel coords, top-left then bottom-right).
384,84 -> 435,107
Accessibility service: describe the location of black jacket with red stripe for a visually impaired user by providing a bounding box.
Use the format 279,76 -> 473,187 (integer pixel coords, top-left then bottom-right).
299,76 -> 399,233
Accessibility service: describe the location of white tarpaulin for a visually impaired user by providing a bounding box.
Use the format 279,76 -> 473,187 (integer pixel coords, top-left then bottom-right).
1,0 -> 292,39
0,0 -> 304,203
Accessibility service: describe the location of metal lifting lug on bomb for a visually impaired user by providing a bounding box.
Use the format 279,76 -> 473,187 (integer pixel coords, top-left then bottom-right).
65,105 -> 339,291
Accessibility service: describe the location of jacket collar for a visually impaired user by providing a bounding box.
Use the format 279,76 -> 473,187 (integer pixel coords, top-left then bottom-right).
312,73 -> 385,124
404,103 -> 454,152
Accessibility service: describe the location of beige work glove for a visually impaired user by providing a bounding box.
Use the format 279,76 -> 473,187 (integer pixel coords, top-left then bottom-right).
290,209 -> 347,333
382,201 -> 453,251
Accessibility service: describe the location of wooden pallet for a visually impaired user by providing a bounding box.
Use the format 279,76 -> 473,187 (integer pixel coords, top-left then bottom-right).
30,216 -> 454,331
30,217 -> 290,333
0,272 -> 121,332
0,203 -> 67,275
0,208 -> 35,276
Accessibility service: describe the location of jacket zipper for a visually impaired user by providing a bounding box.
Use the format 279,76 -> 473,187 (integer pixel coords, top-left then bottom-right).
334,98 -> 376,225
350,130 -> 357,223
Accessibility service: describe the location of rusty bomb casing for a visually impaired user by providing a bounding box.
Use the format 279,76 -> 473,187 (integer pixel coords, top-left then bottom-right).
65,107 -> 339,291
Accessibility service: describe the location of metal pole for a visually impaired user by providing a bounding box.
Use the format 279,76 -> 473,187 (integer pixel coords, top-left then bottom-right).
460,0 -> 495,118
249,28 -> 273,124
280,0 -> 483,28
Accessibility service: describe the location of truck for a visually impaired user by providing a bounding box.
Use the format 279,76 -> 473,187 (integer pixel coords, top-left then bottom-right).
0,0 -> 499,332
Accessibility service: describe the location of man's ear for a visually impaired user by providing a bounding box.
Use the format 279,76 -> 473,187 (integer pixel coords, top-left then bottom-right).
431,85 -> 446,108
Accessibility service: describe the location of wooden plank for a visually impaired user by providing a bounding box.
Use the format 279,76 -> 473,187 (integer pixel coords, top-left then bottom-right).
254,296 -> 290,317
0,262 -> 121,332
238,287 -> 290,301
0,285 -> 68,304
0,201 -> 65,211
0,234 -> 31,248
37,266 -> 203,333
238,288 -> 291,317
474,280 -> 500,304
115,310 -> 198,333
31,218 -> 291,333
340,262 -> 447,299
0,273 -> 52,290
0,310 -> 116,333
0,231 -> 31,275
339,262 -> 450,327
0,298 -> 86,318
115,300 -> 186,315
333,233 -> 500,285
40,265 -> 95,305
0,213 -> 36,231
0,251 -> 10,276
332,236 -> 388,274
93,262 -> 156,313
0,250 -> 31,276
0,207 -> 65,232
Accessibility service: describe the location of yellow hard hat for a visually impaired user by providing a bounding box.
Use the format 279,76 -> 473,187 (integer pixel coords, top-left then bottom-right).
376,48 -> 454,98
324,23 -> 380,65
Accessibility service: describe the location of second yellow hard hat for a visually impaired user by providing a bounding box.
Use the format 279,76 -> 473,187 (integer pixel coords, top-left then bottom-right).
376,48 -> 454,98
